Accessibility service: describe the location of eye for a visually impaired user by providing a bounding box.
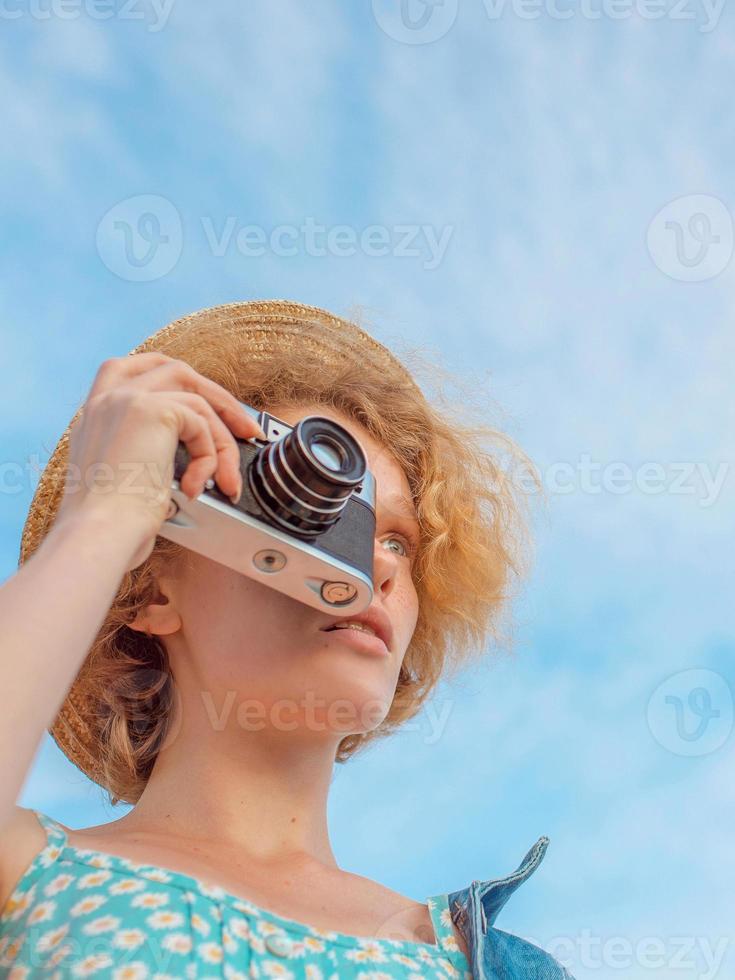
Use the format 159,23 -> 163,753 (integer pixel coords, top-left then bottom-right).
381,532 -> 418,560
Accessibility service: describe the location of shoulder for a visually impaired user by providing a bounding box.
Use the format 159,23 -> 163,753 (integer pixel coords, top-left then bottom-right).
0,805 -> 52,911
336,870 -> 470,957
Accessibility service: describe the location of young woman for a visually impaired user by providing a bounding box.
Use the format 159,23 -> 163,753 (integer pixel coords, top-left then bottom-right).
0,300 -> 573,978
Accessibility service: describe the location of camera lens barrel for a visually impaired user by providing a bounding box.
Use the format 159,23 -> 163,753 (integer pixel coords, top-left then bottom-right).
248,416 -> 367,537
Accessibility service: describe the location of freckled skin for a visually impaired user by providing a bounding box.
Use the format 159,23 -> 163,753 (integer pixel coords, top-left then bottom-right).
136,401 -> 421,745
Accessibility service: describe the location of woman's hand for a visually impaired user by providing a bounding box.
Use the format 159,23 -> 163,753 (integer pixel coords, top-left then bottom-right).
53,352 -> 265,570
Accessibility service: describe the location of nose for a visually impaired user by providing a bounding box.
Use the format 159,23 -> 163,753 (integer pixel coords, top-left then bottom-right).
372,537 -> 399,599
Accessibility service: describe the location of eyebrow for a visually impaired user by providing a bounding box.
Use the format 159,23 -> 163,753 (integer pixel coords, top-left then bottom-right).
380,492 -> 419,523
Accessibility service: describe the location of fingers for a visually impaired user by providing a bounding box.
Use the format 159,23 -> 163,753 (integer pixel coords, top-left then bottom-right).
89,353 -> 265,443
88,353 -> 171,397
157,391 -> 244,501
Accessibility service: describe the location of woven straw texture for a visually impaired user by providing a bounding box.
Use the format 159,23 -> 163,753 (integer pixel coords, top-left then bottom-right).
17,299 -> 420,788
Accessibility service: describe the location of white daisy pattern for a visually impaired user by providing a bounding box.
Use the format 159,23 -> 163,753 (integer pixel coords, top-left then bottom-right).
111,964 -> 149,980
70,894 -> 108,917
44,872 -> 74,896
81,914 -> 122,934
35,922 -> 69,953
109,879 -> 146,897
112,928 -> 147,950
146,909 -> 185,930
160,932 -> 193,955
0,810 -> 473,978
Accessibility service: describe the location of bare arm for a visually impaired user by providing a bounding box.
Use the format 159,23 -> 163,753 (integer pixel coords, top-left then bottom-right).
0,352 -> 263,841
0,512 -> 141,835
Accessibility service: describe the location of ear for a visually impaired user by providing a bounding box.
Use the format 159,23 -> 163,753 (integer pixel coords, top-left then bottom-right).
128,578 -> 182,638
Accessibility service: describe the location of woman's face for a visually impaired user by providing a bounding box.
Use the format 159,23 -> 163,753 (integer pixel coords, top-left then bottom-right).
149,403 -> 421,746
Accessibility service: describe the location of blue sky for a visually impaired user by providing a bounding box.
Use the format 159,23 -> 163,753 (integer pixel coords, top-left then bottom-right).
2,3 -> 734,977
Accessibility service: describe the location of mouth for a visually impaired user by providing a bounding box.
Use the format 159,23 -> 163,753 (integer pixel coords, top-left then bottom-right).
318,607 -> 394,653
320,625 -> 390,657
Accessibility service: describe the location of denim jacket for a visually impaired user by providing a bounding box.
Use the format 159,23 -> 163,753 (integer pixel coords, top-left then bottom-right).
448,836 -> 575,979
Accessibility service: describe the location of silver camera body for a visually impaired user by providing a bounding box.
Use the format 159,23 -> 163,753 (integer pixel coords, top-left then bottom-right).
158,402 -> 376,614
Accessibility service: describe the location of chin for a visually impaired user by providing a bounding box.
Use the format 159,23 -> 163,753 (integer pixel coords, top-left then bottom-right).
332,686 -> 393,730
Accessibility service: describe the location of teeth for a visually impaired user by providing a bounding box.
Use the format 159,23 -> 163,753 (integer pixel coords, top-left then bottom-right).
331,622 -> 376,635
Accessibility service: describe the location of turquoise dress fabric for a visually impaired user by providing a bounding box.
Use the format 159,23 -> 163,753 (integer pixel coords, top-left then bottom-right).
0,810 -> 473,979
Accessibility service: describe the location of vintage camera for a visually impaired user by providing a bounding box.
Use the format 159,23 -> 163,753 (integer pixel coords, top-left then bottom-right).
158,402 -> 376,614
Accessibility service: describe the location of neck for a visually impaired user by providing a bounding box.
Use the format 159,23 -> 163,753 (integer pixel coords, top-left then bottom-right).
118,696 -> 343,870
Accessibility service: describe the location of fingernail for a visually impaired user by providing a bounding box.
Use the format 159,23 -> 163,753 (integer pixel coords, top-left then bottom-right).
230,481 -> 242,506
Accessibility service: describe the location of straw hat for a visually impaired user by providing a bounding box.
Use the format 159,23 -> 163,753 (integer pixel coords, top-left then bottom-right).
18,299 -> 421,788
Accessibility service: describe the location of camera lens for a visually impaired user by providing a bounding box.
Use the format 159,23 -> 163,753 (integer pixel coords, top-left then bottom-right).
311,436 -> 347,472
248,416 -> 367,537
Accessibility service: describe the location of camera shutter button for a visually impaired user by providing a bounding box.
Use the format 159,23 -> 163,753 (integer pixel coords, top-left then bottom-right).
321,582 -> 357,605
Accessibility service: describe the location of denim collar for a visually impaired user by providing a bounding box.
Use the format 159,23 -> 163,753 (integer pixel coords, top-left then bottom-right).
446,836 -> 551,977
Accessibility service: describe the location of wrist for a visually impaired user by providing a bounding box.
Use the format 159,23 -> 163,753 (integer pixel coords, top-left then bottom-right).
43,505 -> 151,571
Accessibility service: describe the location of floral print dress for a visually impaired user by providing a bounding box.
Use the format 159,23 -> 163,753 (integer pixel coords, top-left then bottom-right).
0,810 -> 473,979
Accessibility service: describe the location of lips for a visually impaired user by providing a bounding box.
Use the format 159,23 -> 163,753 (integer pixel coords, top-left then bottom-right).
322,626 -> 389,657
319,606 -> 393,653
